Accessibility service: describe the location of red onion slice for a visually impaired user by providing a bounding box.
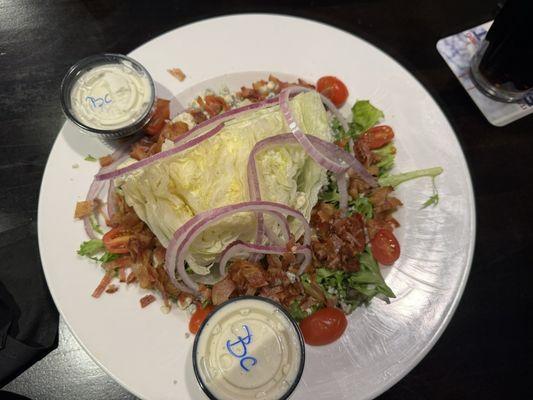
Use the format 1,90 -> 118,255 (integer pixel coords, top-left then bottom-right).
95,97 -> 281,182
279,86 -> 377,186
165,201 -> 312,292
218,240 -> 312,277
83,143 -> 132,238
83,180 -> 106,239
247,136 -> 294,249
336,172 -> 348,216
246,132 -> 374,216
95,123 -> 224,181
279,87 -> 347,173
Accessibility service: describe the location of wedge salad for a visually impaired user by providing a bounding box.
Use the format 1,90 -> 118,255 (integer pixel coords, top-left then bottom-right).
74,74 -> 442,345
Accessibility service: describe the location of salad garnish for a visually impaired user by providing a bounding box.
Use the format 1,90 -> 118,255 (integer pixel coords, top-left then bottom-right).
74,75 -> 443,345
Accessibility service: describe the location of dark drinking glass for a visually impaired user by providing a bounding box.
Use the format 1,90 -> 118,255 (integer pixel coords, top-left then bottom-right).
470,0 -> 533,102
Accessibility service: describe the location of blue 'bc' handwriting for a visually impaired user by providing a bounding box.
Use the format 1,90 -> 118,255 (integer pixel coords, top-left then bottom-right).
225,325 -> 258,372
86,94 -> 112,108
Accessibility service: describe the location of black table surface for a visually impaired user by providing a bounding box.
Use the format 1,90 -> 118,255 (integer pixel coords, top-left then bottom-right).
1,0 -> 531,399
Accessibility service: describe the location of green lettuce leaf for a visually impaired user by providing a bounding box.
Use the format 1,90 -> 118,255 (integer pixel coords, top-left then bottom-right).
378,167 -> 443,187
77,239 -> 104,256
315,247 -> 395,313
349,196 -> 373,219
350,100 -> 384,136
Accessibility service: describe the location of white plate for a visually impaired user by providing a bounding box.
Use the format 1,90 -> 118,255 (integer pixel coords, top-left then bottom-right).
38,14 -> 475,400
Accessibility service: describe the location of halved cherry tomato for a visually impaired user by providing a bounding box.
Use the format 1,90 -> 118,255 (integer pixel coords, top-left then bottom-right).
145,98 -> 170,136
370,229 -> 400,265
189,304 -> 214,334
299,307 -> 347,346
316,76 -> 349,107
102,227 -> 131,254
360,125 -> 395,149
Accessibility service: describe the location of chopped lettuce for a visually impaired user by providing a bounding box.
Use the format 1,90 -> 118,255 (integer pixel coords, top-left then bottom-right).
84,154 -> 97,162
77,239 -> 119,263
289,300 -> 309,321
350,196 -> 373,219
378,166 -> 443,187
98,252 -> 120,263
421,177 -> 440,209
349,100 -> 384,137
422,194 -> 439,208
77,239 -> 104,256
316,247 -> 395,313
331,117 -> 347,142
119,92 -> 331,275
373,143 -> 396,177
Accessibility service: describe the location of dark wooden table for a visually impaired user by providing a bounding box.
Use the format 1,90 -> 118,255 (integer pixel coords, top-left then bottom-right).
1,0 -> 531,399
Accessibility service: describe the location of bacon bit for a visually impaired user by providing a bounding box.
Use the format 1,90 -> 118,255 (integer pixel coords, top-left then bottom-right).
204,95 -> 228,116
99,155 -> 114,167
366,218 -> 400,239
239,86 -> 262,102
140,294 -> 156,308
197,284 -> 212,303
126,271 -> 137,284
268,75 -> 288,93
212,276 -> 236,305
105,284 -> 119,294
348,174 -> 371,199
369,186 -> 403,215
160,121 -> 189,141
258,285 -> 284,302
189,109 -> 207,124
354,138 -> 373,168
311,203 -> 366,271
230,260 -> 269,289
74,200 -> 94,219
167,67 -> 186,81
130,137 -> 156,160
252,79 -> 268,93
119,268 -> 127,282
92,272 -> 113,298
196,96 -> 206,110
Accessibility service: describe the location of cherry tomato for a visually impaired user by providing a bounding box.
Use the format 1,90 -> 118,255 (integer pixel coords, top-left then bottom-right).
145,98 -> 170,136
360,125 -> 395,149
299,307 -> 347,346
102,227 -> 132,254
316,76 -> 349,107
370,229 -> 400,265
189,304 -> 214,334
